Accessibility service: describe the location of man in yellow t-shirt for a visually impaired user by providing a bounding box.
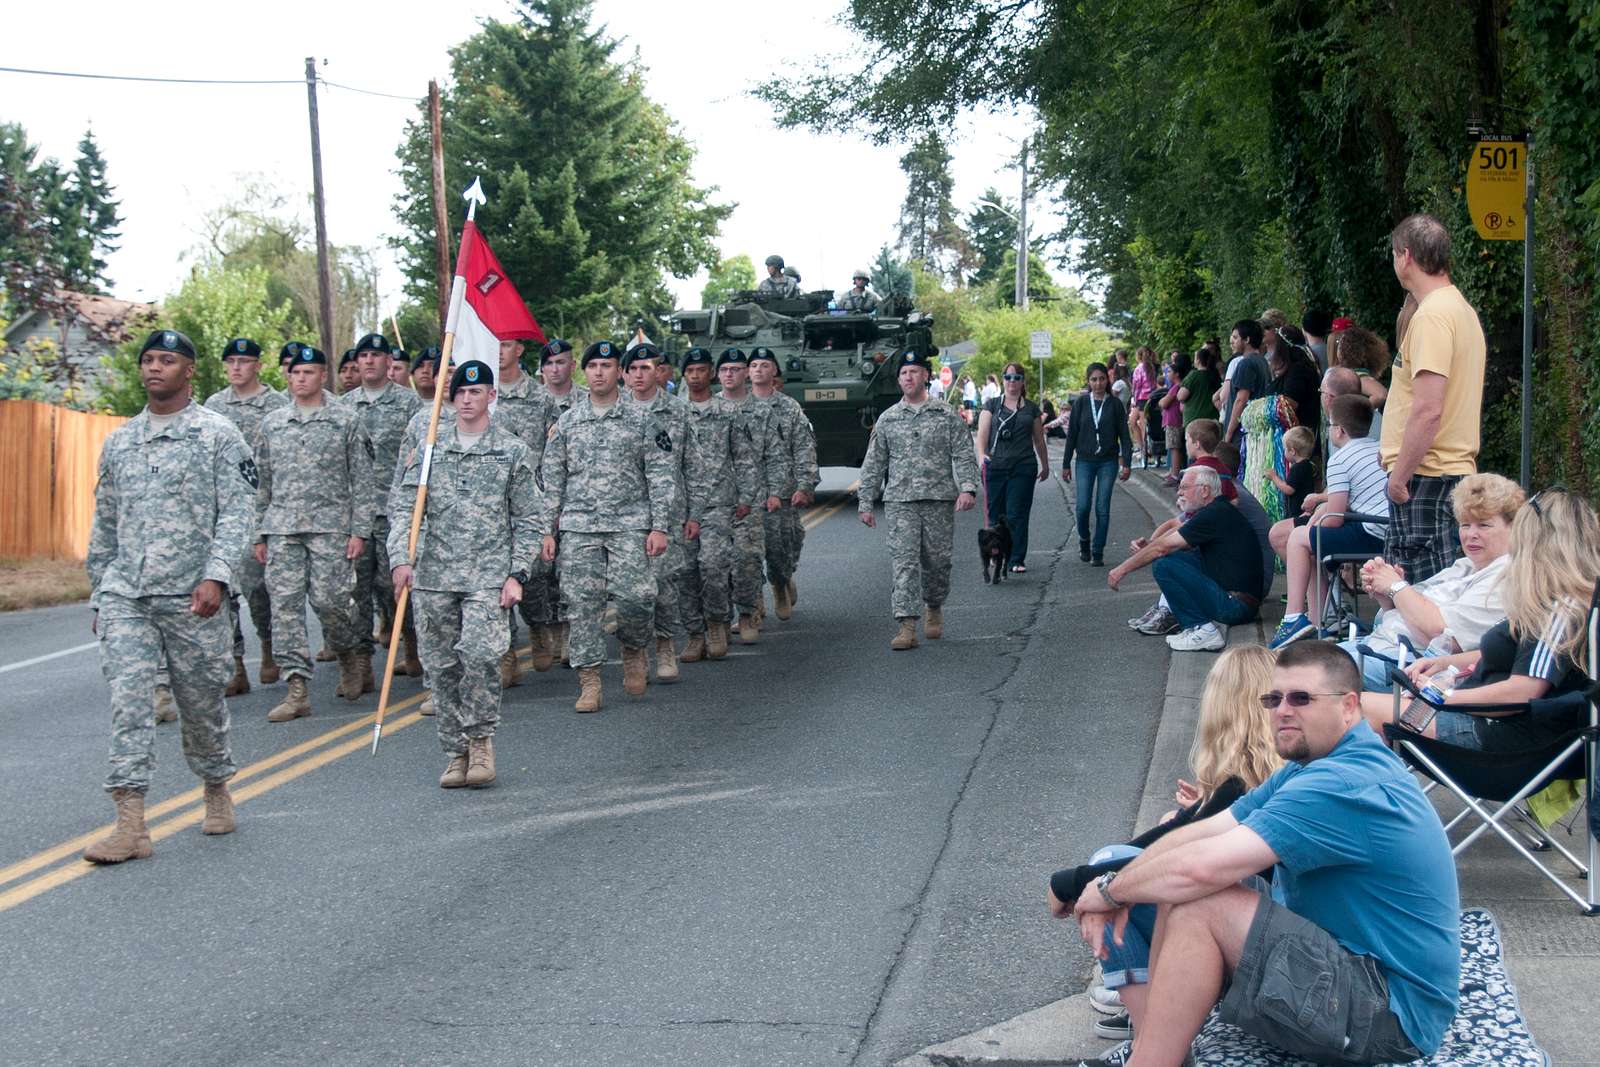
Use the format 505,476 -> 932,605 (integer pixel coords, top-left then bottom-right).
1378,213 -> 1486,583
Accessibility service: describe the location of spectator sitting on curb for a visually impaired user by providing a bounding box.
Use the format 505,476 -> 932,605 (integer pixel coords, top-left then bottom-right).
1065,642 -> 1461,1067
1209,440 -> 1275,599
1126,418 -> 1230,637
1049,646 -> 1282,1056
1109,466 -> 1264,653
1338,473 -> 1521,689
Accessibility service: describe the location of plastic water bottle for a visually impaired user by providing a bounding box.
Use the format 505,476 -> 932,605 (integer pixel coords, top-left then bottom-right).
1419,665 -> 1461,704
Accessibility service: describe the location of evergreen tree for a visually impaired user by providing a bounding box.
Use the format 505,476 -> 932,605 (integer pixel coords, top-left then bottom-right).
870,246 -> 913,299
0,123 -> 68,317
392,0 -> 731,339
56,129 -> 122,292
893,131 -> 971,279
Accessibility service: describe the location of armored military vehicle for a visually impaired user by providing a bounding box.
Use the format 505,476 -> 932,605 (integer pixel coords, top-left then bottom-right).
668,289 -> 934,467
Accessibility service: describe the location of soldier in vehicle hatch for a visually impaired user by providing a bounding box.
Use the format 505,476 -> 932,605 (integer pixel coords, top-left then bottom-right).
839,269 -> 880,313
758,255 -> 800,299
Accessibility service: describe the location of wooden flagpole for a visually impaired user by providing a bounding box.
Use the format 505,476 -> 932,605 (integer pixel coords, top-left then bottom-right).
372,176 -> 486,755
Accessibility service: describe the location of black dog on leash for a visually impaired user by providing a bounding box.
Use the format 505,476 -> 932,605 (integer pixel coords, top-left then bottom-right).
978,519 -> 1013,584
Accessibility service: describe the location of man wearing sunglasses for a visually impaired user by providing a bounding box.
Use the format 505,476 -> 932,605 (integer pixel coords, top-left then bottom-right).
1057,642 -> 1458,1067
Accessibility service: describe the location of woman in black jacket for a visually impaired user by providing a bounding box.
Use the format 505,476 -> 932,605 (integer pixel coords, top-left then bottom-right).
1060,362 -> 1133,565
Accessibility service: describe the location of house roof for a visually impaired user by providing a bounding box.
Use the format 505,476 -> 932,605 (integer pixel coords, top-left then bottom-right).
55,291 -> 156,342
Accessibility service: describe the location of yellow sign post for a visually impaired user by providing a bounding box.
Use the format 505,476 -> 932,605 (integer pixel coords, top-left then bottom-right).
1466,137 -> 1526,240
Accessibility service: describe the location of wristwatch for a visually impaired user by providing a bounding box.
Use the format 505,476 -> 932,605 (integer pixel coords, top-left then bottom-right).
510,569 -> 529,586
1095,871 -> 1124,909
1388,578 -> 1411,597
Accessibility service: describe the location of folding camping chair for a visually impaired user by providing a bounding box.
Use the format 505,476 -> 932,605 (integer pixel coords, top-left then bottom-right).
1311,509 -> 1390,638
1380,586 -> 1600,915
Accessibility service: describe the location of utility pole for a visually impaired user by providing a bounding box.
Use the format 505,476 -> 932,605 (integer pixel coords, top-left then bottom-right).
1015,139 -> 1029,310
1520,136 -> 1534,491
304,57 -> 337,361
428,79 -> 452,333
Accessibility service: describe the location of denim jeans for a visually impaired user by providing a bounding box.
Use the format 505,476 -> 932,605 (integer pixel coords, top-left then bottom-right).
985,460 -> 1039,566
1152,551 -> 1260,629
1339,639 -> 1402,691
1088,845 -> 1156,989
1074,457 -> 1119,556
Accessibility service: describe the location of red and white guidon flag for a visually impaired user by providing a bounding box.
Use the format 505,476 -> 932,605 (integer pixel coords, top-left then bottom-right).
443,219 -> 545,388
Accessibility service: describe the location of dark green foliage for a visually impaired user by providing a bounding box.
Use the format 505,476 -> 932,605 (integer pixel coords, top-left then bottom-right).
55,129 -> 122,292
895,132 -> 971,278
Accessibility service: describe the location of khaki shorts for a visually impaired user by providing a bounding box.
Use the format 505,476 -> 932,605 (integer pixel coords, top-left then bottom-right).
1164,425 -> 1182,450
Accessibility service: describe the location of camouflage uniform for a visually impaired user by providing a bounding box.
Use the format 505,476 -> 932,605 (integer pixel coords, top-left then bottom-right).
838,286 -> 880,313
679,395 -> 762,635
88,402 -> 254,792
389,424 -> 541,755
758,274 -> 801,299
542,398 -> 677,668
749,388 -> 820,587
528,384 -> 588,626
256,400 -> 374,680
203,384 -> 287,656
492,370 -> 555,636
728,395 -> 779,615
344,381 -> 422,652
857,398 -> 981,619
625,388 -> 693,638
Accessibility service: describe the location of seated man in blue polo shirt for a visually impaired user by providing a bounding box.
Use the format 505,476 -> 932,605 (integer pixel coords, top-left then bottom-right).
1063,642 -> 1459,1066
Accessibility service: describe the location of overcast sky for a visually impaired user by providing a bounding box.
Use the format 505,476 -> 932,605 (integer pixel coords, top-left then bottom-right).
6,0 -> 1070,333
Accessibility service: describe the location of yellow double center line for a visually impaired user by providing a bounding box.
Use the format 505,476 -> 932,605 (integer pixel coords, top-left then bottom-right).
0,488 -> 860,914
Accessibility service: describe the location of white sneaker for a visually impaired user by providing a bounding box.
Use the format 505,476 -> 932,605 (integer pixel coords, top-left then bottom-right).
1088,982 -> 1123,1015
1166,623 -> 1226,652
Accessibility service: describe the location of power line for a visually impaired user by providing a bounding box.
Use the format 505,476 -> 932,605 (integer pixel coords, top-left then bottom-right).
320,79 -> 418,102
0,65 -> 418,100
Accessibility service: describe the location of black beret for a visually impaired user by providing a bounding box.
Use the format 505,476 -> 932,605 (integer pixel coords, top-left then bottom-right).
391,348 -> 408,365
539,338 -> 574,364
449,359 -> 493,399
621,343 -> 662,371
716,347 -> 748,367
139,329 -> 197,360
278,341 -> 307,364
412,347 -> 441,371
748,347 -> 779,365
681,347 -> 713,368
291,345 -> 327,366
339,348 -> 359,369
223,337 -> 261,359
895,348 -> 932,372
354,332 -> 391,355
581,340 -> 620,367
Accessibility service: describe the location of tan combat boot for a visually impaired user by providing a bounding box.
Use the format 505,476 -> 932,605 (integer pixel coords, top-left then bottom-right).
575,667 -> 603,713
402,631 -> 423,677
419,693 -> 436,717
707,620 -> 730,660
268,676 -> 311,722
374,612 -> 393,647
772,580 -> 792,620
500,648 -> 523,689
681,631 -> 706,663
655,637 -> 680,683
201,780 -> 236,835
439,754 -> 468,788
258,638 -> 281,684
465,737 -> 496,788
529,625 -> 556,672
336,653 -> 364,703
153,685 -> 178,724
224,656 -> 250,697
82,788 -> 153,864
622,645 -> 648,695
924,604 -> 944,640
890,618 -> 919,651
358,653 -> 376,694
738,613 -> 759,644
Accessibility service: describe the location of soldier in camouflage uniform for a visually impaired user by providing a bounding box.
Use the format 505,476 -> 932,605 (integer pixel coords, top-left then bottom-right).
345,332 -> 423,688
716,348 -> 781,643
531,339 -> 587,662
204,336 -> 287,693
391,360 -> 541,789
677,347 -> 761,661
858,348 -> 980,650
255,345 -> 374,721
622,343 -> 693,682
758,254 -> 800,298
838,269 -> 880,313
337,348 -> 361,392
540,340 -> 676,712
747,347 -> 820,621
491,335 -> 554,684
83,329 -> 255,864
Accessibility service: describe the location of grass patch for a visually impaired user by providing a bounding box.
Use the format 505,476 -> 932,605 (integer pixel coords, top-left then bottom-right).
0,556 -> 91,611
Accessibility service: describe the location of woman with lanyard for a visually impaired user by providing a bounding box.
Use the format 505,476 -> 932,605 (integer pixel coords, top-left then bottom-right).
1061,362 -> 1132,566
976,362 -> 1050,573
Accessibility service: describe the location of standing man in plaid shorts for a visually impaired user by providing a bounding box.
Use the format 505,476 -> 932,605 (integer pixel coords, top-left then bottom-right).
1380,213 -> 1485,584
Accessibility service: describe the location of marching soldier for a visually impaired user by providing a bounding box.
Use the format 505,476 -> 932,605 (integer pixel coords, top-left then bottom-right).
491,335 -> 553,683
540,340 -> 676,712
857,348 -> 980,650
678,347 -> 761,661
254,345 -> 374,721
839,269 -> 880,313
747,347 -> 820,621
622,343 -> 693,683
411,347 -> 439,401
715,348 -> 781,642
337,348 -> 361,392
82,328 -> 255,864
758,254 -> 800,298
204,336 -> 287,692
388,351 -> 412,388
390,360 -> 541,789
532,339 -> 587,663
345,332 -> 424,688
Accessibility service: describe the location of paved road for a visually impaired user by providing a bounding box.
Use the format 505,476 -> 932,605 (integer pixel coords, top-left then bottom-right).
0,461 -> 1171,1066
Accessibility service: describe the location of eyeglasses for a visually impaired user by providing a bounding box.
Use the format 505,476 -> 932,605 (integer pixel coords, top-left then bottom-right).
1259,690 -> 1349,709
1002,374 -> 1025,381
1528,485 -> 1568,518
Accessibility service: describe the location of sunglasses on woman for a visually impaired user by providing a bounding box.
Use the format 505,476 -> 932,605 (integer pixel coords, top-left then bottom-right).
1259,689 -> 1348,709
1002,373 -> 1025,381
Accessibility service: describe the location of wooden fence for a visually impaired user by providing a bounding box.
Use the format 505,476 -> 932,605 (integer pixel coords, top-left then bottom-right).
0,400 -> 127,560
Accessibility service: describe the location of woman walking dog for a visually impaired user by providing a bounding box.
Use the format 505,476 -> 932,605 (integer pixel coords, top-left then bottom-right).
975,362 -> 1050,573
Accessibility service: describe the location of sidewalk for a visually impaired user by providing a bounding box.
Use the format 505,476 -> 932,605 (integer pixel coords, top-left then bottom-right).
900,467 -> 1599,1066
